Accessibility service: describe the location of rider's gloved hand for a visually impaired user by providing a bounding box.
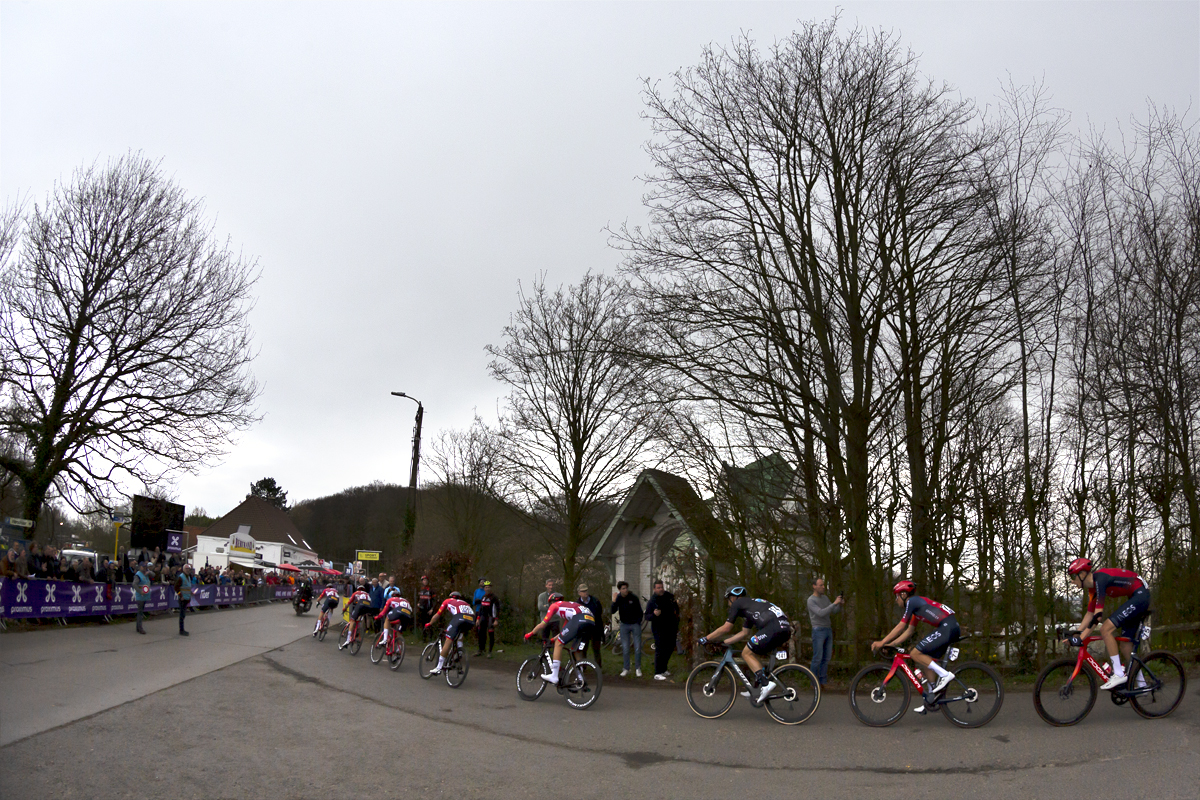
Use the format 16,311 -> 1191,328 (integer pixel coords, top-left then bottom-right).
1068,634 -> 1083,647
524,632 -> 534,641
698,637 -> 708,646
424,623 -> 431,630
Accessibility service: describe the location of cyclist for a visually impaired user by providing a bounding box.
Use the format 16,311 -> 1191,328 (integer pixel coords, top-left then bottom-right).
375,592 -> 414,647
522,591 -> 596,685
424,591 -> 476,674
313,581 -> 340,636
1062,558 -> 1151,691
339,579 -> 373,650
475,580 -> 500,657
872,580 -> 960,708
697,586 -> 792,704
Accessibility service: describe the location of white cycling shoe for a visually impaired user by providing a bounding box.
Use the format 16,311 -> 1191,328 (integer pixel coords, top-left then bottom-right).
540,673 -> 559,685
1101,673 -> 1127,691
755,680 -> 779,704
929,672 -> 955,694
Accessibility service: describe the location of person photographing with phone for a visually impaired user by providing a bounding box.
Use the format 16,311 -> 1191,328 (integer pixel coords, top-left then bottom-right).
807,578 -> 843,687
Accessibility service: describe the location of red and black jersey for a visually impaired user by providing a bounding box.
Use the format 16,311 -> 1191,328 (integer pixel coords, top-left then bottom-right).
318,587 -> 339,601
544,600 -> 595,625
418,587 -> 435,611
1088,568 -> 1145,612
349,589 -> 370,606
437,597 -> 475,619
376,596 -> 413,619
477,593 -> 500,619
900,596 -> 954,627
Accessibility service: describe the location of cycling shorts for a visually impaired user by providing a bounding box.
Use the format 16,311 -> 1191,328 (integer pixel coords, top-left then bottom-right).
556,617 -> 596,651
747,621 -> 791,656
444,617 -> 475,641
915,617 -> 960,658
1109,586 -> 1151,642
386,608 -> 413,628
320,597 -> 339,613
350,604 -> 373,621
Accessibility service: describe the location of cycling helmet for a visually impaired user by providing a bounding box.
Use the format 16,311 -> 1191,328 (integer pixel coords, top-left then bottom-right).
725,586 -> 746,598
893,579 -> 916,596
448,591 -> 462,599
547,591 -> 564,603
1067,557 -> 1093,577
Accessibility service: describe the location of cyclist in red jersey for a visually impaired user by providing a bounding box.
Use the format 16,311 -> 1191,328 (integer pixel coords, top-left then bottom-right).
313,581 -> 340,636
872,580 -> 961,703
339,581 -> 372,650
1062,558 -> 1151,690
375,594 -> 414,647
522,592 -> 596,685
424,591 -> 476,674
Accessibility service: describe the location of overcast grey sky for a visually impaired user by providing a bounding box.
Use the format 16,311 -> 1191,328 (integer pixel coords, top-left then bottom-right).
2,1 -> 1197,518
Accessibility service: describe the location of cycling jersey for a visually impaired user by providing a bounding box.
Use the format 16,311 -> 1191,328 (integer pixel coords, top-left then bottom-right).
418,587 -> 435,612
544,600 -> 596,625
318,587 -> 339,601
376,596 -> 413,620
726,597 -> 790,631
1087,568 -> 1145,613
477,594 -> 499,619
900,596 -> 954,627
437,597 -> 476,621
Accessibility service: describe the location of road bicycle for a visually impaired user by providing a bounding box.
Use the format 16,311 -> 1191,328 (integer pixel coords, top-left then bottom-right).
685,642 -> 820,725
370,627 -> 406,670
1033,617 -> 1186,726
313,612 -> 330,641
419,632 -> 470,687
848,642 -> 1003,728
516,637 -> 602,710
340,615 -> 365,655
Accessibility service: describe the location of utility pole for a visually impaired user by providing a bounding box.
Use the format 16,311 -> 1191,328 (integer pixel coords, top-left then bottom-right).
391,392 -> 423,553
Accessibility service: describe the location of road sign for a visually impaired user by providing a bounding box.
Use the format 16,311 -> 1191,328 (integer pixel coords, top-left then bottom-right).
110,513 -> 129,524
356,550 -> 381,561
5,517 -> 33,529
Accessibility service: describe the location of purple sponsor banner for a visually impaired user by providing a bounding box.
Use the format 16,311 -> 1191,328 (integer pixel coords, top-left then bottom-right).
166,531 -> 183,553
0,578 -> 173,618
169,584 -> 244,609
274,586 -> 296,599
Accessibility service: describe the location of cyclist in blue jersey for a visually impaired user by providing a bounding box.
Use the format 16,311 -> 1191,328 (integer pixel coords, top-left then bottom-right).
872,580 -> 960,701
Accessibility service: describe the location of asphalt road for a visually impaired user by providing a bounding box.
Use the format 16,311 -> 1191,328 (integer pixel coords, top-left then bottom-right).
2,604 -> 1198,800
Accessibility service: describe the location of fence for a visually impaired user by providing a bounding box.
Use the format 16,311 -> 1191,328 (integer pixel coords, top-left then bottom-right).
0,577 -> 296,627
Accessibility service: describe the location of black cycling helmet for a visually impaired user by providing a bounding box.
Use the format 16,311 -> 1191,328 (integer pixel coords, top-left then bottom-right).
725,586 -> 747,598
547,591 -> 564,603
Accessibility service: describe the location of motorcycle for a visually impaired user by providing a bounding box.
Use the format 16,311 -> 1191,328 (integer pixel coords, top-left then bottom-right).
293,588 -> 313,615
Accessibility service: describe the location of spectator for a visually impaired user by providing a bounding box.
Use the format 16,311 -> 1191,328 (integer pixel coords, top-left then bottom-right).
644,580 -> 679,681
473,578 -> 487,612
78,558 -> 96,584
27,544 -> 44,577
475,580 -> 500,658
417,575 -> 436,640
807,577 -> 843,687
611,581 -> 644,677
0,544 -> 22,578
576,583 -> 604,669
105,558 -> 120,585
536,578 -> 556,621
133,562 -> 152,634
368,577 -> 385,634
61,558 -> 80,583
174,564 -> 195,636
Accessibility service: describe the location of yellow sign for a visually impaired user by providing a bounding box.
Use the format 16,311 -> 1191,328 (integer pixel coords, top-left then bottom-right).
356,550 -> 381,561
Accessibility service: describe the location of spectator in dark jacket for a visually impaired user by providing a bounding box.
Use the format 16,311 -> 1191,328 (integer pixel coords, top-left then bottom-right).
644,580 -> 679,680
576,584 -> 604,669
611,581 -> 645,677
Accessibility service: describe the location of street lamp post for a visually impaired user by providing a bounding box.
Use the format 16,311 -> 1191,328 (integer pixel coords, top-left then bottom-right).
390,391 -> 424,553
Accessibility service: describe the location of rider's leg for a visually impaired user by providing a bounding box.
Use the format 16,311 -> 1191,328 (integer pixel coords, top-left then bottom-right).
1100,618 -> 1124,676
742,646 -> 763,680
543,639 -> 566,683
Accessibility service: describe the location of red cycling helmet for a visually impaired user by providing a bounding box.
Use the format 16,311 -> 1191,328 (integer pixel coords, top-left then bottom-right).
1066,557 -> 1092,577
893,579 -> 915,595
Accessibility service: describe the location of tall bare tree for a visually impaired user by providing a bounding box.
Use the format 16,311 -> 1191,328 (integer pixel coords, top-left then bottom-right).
487,272 -> 665,590
0,154 -> 260,534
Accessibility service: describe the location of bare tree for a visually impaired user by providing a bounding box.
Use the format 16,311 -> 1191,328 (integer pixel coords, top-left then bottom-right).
487,272 -> 666,590
424,415 -> 508,564
0,154 -> 260,533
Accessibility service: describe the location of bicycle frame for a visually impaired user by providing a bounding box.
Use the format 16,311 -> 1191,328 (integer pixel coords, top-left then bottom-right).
882,650 -> 926,692
706,645 -> 782,696
1067,627 -> 1158,698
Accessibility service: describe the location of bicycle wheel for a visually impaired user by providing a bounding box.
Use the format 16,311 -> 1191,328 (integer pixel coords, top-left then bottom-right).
418,642 -> 439,679
1128,651 -> 1186,719
684,661 -> 737,719
563,660 -> 602,709
939,662 -> 1003,728
1033,657 -> 1096,726
370,635 -> 385,664
349,625 -> 363,655
389,636 -> 405,670
446,650 -> 470,688
763,664 -> 820,725
517,656 -> 549,701
317,621 -> 327,641
848,663 -> 910,727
